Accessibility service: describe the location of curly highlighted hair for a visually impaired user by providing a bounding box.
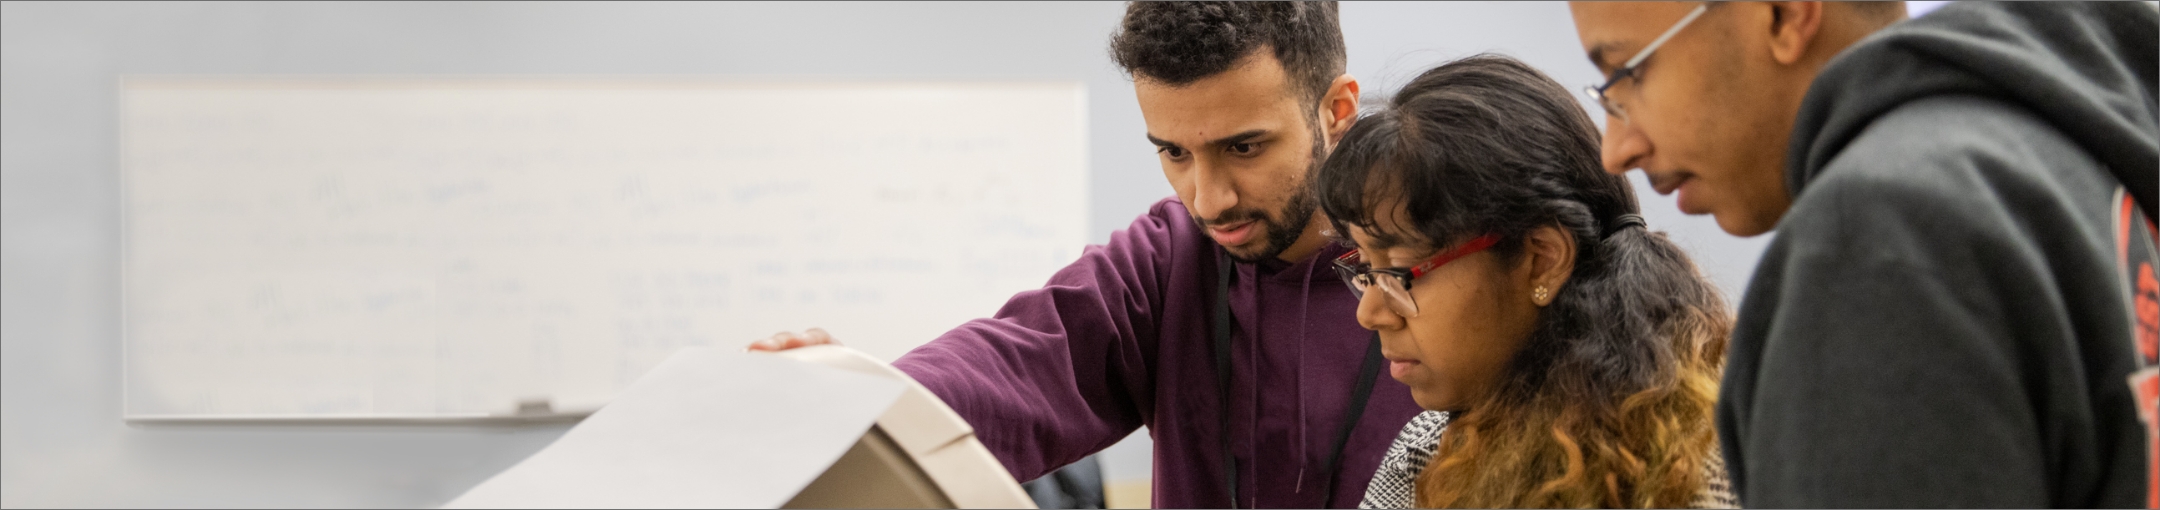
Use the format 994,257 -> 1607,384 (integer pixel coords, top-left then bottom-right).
1314,54 -> 1731,508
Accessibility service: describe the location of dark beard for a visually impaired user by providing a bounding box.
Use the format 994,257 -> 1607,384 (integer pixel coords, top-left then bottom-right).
1220,189 -> 1315,263
1206,127 -> 1326,264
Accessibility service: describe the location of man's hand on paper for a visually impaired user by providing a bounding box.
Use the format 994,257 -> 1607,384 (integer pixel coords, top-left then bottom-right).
745,328 -> 838,351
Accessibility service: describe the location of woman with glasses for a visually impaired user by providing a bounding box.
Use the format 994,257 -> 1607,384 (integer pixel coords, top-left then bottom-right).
1316,55 -> 1735,508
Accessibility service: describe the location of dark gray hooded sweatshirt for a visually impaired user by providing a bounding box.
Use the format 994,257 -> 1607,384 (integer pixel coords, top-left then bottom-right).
1719,2 -> 2157,507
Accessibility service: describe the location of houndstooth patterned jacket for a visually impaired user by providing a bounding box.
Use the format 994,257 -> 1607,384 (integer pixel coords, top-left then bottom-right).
1358,411 -> 1739,508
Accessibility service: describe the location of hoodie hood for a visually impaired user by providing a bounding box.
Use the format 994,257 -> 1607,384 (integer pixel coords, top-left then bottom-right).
1788,1 -> 2158,219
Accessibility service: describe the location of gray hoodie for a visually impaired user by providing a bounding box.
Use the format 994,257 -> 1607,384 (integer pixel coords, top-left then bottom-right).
1719,2 -> 2157,507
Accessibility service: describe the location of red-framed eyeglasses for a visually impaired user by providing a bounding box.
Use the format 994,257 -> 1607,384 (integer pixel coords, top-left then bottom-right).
1331,233 -> 1501,318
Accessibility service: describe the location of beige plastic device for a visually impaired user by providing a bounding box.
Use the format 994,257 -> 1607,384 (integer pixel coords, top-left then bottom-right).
773,345 -> 1036,509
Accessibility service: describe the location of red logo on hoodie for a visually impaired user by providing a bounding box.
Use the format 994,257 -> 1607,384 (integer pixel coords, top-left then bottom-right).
2135,261 -> 2157,509
2137,262 -> 2157,364
2115,191 -> 2158,509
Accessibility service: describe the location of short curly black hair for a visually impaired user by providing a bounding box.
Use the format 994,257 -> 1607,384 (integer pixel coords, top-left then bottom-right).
1110,2 -> 1346,110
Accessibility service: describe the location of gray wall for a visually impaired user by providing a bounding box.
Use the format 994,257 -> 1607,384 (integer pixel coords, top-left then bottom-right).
1,2 -> 1768,507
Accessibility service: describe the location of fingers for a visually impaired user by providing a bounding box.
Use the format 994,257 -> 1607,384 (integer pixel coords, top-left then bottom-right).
743,329 -> 836,352
777,331 -> 813,349
743,331 -> 793,352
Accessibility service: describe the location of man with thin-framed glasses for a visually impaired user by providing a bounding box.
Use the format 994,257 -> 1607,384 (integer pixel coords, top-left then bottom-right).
1569,1 -> 2157,507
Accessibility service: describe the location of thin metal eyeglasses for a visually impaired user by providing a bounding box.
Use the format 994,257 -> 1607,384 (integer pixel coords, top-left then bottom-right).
1331,233 -> 1501,318
1583,3 -> 1711,123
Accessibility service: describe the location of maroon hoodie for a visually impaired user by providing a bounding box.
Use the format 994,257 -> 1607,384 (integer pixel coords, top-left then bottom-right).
892,197 -> 1423,508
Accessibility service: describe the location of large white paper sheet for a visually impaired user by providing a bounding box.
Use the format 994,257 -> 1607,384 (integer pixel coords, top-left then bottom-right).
444,347 -> 904,509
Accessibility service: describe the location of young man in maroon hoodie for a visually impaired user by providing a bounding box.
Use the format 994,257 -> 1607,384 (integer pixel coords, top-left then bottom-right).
751,3 -> 1422,507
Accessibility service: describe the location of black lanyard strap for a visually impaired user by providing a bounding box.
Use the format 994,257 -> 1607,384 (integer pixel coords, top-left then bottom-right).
1214,251 -> 1239,508
1321,334 -> 1386,507
1213,251 -> 1387,508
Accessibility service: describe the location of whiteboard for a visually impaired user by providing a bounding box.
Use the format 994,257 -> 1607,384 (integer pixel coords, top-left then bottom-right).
121,79 -> 1088,420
